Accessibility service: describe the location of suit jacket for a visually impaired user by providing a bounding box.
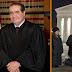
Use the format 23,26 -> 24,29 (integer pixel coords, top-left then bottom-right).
0,20 -> 46,72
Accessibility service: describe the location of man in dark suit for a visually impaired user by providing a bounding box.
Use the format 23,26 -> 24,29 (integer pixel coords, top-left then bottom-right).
0,3 -> 46,72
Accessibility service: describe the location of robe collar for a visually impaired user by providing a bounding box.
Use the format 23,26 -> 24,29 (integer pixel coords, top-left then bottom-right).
14,19 -> 25,28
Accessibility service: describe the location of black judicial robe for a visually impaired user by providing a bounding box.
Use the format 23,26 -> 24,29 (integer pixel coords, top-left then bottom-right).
0,20 -> 46,72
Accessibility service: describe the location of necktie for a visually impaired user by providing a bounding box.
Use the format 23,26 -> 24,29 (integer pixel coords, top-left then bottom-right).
16,27 -> 19,35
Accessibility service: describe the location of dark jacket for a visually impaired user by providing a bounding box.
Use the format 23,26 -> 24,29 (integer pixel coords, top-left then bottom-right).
66,35 -> 72,57
52,33 -> 63,66
0,20 -> 46,72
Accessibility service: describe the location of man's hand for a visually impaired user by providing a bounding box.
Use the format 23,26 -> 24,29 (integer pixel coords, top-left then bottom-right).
9,68 -> 20,72
10,68 -> 20,72
7,61 -> 20,72
15,68 -> 20,72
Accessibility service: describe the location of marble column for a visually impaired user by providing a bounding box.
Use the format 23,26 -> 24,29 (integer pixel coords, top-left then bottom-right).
57,16 -> 62,36
63,17 -> 68,42
70,17 -> 72,35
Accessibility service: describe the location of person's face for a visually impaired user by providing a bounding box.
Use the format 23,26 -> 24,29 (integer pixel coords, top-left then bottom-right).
55,30 -> 59,35
9,5 -> 25,26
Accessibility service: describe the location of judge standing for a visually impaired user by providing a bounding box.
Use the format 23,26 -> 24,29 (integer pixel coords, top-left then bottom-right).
0,3 -> 46,72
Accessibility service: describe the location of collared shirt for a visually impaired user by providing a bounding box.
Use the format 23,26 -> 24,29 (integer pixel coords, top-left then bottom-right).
14,19 -> 25,28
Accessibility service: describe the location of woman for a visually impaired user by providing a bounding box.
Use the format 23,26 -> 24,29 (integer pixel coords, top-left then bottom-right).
52,27 -> 63,67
